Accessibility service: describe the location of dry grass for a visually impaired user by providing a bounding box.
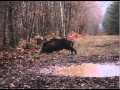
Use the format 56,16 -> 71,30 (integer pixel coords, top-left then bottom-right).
74,35 -> 119,56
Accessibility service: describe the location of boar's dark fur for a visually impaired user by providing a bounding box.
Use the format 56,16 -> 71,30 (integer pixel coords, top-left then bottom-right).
40,38 -> 77,55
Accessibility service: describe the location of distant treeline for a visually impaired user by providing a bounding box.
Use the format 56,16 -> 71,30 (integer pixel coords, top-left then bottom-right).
103,1 -> 119,35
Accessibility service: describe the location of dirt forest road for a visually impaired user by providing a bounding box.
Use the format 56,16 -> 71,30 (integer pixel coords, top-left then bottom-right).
0,35 -> 119,89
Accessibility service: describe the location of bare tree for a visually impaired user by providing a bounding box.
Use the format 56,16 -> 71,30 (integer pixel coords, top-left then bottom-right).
0,1 -> 103,49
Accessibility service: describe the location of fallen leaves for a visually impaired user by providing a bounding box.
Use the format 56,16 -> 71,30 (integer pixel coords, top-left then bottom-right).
0,35 -> 119,89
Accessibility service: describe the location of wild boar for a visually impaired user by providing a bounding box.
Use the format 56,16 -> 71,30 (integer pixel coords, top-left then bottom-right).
40,38 -> 77,55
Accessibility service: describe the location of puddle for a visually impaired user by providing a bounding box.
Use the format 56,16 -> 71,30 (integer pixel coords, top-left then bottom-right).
53,63 -> 120,77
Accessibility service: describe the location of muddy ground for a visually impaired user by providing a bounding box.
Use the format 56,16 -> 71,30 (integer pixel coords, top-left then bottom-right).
0,36 -> 119,89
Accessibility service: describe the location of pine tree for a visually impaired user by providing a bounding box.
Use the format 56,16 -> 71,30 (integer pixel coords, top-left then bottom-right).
103,1 -> 119,35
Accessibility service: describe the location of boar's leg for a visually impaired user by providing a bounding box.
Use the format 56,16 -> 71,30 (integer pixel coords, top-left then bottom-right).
71,48 -> 77,55
66,46 -> 77,55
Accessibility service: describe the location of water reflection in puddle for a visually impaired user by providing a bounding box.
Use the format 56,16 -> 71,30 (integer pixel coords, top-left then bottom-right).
53,63 -> 120,77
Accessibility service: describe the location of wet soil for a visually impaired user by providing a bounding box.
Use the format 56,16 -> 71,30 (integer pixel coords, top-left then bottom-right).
0,36 -> 119,89
0,53 -> 119,89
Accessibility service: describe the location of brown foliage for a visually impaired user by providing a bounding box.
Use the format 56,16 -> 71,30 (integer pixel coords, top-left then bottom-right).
44,31 -> 61,41
34,34 -> 44,40
67,31 -> 82,42
18,35 -> 44,50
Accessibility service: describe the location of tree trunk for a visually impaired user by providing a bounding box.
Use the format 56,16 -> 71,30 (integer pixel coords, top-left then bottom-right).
8,1 -> 16,48
60,1 -> 65,37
